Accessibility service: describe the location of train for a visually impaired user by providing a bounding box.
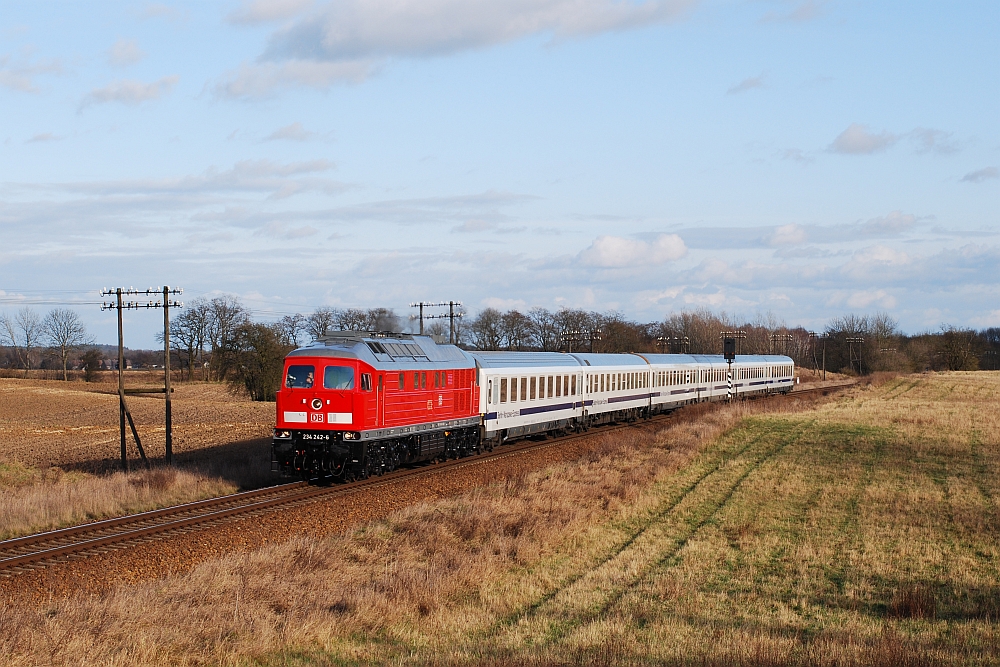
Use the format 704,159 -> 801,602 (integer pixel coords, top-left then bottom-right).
271,331 -> 796,481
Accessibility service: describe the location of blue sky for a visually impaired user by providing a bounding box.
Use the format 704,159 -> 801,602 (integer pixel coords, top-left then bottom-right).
1,0 -> 998,346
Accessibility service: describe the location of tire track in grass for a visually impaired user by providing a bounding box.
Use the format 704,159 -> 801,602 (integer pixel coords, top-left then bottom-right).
477,424 -> 774,636
485,419 -> 809,652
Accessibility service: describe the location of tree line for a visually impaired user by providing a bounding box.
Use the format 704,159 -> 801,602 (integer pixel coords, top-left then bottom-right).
0,308 -> 93,380
3,300 -> 1000,401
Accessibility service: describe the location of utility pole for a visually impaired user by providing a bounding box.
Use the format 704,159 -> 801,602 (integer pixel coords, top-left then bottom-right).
416,301 -> 464,344
847,336 -> 865,376
409,301 -> 442,335
770,333 -> 793,355
102,286 -> 182,469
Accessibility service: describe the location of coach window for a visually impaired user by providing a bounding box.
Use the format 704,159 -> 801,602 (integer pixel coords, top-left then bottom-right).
545,376 -> 551,397
555,376 -> 561,398
572,375 -> 577,395
322,366 -> 354,390
521,378 -> 527,401
500,378 -> 508,403
487,380 -> 493,404
530,377 -> 536,400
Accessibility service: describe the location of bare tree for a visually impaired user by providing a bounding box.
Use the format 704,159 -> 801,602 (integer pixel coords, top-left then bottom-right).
500,310 -> 532,350
168,306 -> 205,381
528,308 -> 559,351
0,308 -> 44,377
470,308 -> 504,350
306,306 -> 340,341
276,313 -> 307,347
42,308 -> 91,380
205,296 -> 250,380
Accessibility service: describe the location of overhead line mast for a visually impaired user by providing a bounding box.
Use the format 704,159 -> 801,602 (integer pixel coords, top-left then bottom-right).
101,286 -> 183,469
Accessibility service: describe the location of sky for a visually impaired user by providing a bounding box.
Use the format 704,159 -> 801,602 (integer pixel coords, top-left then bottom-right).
1,0 -> 998,347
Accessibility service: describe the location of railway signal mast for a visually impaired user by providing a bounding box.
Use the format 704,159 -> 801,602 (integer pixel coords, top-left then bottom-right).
101,286 -> 183,469
723,336 -> 736,402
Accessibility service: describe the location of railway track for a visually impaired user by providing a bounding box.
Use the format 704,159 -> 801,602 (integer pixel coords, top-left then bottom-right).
0,381 -> 852,578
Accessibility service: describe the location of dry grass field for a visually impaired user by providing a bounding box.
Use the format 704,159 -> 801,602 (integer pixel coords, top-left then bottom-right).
0,377 -> 277,539
1,371 -> 997,666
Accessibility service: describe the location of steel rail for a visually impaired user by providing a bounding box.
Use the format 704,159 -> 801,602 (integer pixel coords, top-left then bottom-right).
0,381 -> 852,576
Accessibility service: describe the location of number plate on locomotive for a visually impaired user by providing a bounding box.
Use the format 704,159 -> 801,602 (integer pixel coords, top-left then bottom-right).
301,433 -> 330,440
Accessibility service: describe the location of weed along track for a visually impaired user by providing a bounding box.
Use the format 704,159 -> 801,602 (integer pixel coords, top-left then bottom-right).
0,384 -> 844,589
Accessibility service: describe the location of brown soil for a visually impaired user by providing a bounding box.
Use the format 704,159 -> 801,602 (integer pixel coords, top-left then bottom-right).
0,377 -> 274,481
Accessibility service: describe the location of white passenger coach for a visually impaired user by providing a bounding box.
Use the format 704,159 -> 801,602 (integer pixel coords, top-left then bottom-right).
470,351 -> 794,443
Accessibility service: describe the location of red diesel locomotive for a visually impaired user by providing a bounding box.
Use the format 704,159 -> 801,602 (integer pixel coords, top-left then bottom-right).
271,332 -> 481,480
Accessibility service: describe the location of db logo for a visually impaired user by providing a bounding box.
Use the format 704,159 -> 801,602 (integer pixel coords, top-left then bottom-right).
310,413 -> 324,423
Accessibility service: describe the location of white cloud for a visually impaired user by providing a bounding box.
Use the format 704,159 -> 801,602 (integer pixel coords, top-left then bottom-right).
859,210 -> 917,236
219,0 -> 695,97
481,296 -> 528,310
780,148 -> 813,164
26,133 -> 60,143
264,121 -> 318,141
108,39 -> 146,67
769,223 -> 806,246
79,75 -> 178,110
43,159 -> 341,201
910,128 -> 958,155
579,233 -> 686,268
140,3 -> 187,21
216,60 -> 374,99
962,167 -> 998,183
229,0 -> 315,24
255,222 -> 319,239
0,55 -> 62,93
846,289 -> 897,309
452,220 -> 498,233
829,123 -> 898,155
727,74 -> 764,95
971,309 -> 1000,327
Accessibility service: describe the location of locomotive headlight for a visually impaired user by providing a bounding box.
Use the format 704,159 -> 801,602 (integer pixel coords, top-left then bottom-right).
343,432 -> 358,440
274,429 -> 292,439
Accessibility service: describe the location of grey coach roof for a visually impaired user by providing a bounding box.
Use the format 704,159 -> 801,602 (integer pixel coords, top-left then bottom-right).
466,351 -> 581,369
642,354 -> 794,365
568,353 -> 650,367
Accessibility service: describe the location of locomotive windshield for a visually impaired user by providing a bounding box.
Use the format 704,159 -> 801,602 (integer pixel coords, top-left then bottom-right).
285,365 -> 315,389
324,366 -> 355,390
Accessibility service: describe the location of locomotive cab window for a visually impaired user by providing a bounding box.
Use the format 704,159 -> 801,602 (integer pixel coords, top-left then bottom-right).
285,365 -> 315,389
323,366 -> 355,390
